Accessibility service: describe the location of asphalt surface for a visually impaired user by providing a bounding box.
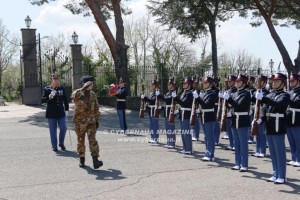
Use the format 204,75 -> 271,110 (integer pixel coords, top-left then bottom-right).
0,102 -> 299,200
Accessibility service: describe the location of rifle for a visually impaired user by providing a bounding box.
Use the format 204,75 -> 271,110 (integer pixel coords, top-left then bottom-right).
251,69 -> 262,136
220,75 -> 228,132
139,84 -> 145,118
217,83 -> 223,121
168,87 -> 177,125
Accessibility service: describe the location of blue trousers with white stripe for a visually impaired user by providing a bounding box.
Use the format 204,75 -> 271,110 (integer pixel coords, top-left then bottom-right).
227,118 -> 234,148
203,121 -> 216,158
192,117 -> 200,140
214,121 -> 220,144
287,126 -> 300,162
117,109 -> 127,131
164,117 -> 176,147
181,119 -> 192,152
149,115 -> 159,141
255,122 -> 266,155
232,127 -> 249,168
267,134 -> 286,179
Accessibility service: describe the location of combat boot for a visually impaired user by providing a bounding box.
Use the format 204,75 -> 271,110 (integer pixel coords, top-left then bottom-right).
79,157 -> 85,168
92,156 -> 103,169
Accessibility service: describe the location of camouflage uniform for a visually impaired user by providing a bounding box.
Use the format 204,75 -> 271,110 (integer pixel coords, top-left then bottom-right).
72,89 -> 100,157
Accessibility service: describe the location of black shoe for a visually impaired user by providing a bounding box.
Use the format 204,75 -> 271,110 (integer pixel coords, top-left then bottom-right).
52,148 -> 58,152
79,157 -> 85,168
92,156 -> 103,169
59,144 -> 66,151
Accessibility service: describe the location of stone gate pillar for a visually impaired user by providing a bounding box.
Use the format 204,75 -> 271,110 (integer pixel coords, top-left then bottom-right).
70,44 -> 82,90
21,28 -> 40,105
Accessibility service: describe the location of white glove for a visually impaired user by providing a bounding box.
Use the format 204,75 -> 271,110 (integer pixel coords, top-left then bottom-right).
65,111 -> 69,117
49,90 -> 56,99
158,106 -> 162,109
218,91 -> 224,98
141,94 -> 145,99
255,90 -> 263,100
174,110 -> 179,114
257,118 -> 262,124
196,108 -> 201,114
227,111 -> 232,117
199,91 -> 205,98
249,109 -> 253,116
193,91 -> 199,98
223,92 -> 230,100
171,91 -> 177,98
155,90 -> 160,96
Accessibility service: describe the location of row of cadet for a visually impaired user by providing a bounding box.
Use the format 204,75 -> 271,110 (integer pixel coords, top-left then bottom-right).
139,72 -> 300,184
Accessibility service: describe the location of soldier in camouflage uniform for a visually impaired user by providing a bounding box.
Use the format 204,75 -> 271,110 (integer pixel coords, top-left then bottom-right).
72,76 -> 103,169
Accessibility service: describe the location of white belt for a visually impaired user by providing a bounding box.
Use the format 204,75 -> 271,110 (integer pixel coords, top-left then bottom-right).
117,99 -> 126,102
289,108 -> 300,125
181,108 -> 191,121
165,105 -> 172,117
234,112 -> 248,129
149,105 -> 156,117
266,113 -> 284,132
201,108 -> 215,123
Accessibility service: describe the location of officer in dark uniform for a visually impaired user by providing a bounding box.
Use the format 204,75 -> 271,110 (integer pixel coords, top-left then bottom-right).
42,73 -> 69,152
173,77 -> 194,154
286,73 -> 300,167
141,77 -> 160,144
248,76 -> 256,144
115,77 -> 128,134
251,75 -> 269,158
256,72 -> 290,184
223,75 -> 237,151
194,76 -> 218,161
160,76 -> 176,148
222,74 -> 251,172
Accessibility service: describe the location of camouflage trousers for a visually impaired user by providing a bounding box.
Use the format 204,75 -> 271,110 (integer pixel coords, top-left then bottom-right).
75,123 -> 99,157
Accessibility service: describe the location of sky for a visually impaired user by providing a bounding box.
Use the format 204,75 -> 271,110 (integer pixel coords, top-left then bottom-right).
0,0 -> 299,71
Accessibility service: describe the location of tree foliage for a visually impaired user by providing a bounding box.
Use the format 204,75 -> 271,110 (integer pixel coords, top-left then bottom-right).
147,0 -> 236,76
232,0 -> 300,73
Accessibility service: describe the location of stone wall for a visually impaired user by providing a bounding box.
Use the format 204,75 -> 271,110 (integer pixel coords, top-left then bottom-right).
98,96 -> 141,110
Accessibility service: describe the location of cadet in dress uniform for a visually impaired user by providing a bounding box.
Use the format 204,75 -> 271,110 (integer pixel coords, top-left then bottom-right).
286,73 -> 300,167
115,77 -> 128,134
173,77 -> 194,154
251,75 -> 269,158
212,76 -> 221,146
71,76 -> 103,169
248,76 -> 256,144
222,74 -> 251,172
141,78 -> 160,144
192,75 -> 201,141
256,72 -> 290,184
41,73 -> 69,152
223,75 -> 237,151
194,76 -> 218,161
160,76 -> 176,148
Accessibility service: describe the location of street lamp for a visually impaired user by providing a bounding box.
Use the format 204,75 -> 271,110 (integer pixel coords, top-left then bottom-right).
72,31 -> 78,44
269,59 -> 274,74
25,16 -> 31,28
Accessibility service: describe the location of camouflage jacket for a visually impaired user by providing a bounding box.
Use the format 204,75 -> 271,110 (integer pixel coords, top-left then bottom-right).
72,89 -> 100,124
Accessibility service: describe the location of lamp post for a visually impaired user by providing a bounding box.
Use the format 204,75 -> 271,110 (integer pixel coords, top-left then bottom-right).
269,59 -> 274,74
25,16 -> 31,28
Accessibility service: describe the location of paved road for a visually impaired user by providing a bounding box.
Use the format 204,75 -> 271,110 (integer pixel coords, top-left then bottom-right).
0,103 -> 299,200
